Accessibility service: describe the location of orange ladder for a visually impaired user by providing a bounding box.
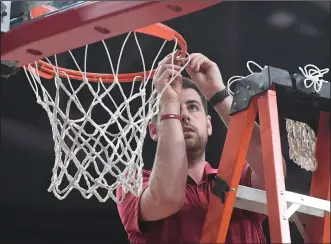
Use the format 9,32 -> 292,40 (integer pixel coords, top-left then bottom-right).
200,67 -> 330,243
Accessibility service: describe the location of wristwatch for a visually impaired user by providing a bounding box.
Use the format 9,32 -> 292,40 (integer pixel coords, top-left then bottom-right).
208,88 -> 230,107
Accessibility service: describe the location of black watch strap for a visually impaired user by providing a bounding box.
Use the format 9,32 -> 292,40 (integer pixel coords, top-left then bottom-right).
208,89 -> 230,107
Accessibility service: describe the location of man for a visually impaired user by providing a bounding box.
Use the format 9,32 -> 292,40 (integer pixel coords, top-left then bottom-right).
117,52 -> 284,243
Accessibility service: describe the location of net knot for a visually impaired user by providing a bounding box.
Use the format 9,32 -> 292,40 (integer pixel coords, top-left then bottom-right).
82,76 -> 89,83
55,75 -> 61,83
140,89 -> 146,96
299,64 -> 329,93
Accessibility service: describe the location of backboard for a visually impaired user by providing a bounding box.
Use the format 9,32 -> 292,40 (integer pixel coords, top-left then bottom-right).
1,1 -> 222,69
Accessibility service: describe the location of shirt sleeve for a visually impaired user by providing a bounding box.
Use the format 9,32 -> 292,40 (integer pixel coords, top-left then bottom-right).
239,163 -> 267,222
116,171 -> 151,235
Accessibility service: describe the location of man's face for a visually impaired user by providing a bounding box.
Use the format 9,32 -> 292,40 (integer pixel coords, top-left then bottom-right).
149,88 -> 212,156
180,88 -> 212,152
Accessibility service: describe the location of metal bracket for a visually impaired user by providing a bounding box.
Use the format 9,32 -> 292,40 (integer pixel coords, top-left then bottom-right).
230,67 -> 293,115
1,1 -> 11,33
229,66 -> 330,115
1,1 -> 7,17
1,60 -> 18,78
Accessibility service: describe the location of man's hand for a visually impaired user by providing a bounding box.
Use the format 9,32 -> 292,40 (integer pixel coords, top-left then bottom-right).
185,53 -> 225,100
154,51 -> 184,104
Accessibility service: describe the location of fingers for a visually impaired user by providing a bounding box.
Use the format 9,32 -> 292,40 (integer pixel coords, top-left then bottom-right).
189,53 -> 207,72
154,51 -> 185,94
154,66 -> 182,93
156,63 -> 182,75
184,53 -> 218,75
154,64 -> 183,82
157,68 -> 182,84
159,50 -> 182,66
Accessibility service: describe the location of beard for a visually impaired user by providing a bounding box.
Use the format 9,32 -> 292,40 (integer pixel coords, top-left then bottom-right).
183,126 -> 207,161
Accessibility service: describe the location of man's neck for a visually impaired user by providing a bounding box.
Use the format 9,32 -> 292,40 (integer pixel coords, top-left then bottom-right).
187,155 -> 206,185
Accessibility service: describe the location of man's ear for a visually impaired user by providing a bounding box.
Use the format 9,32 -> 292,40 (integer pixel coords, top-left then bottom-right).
207,115 -> 212,136
148,122 -> 158,141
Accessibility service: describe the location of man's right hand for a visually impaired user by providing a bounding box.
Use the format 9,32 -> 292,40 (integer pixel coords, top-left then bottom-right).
153,51 -> 184,104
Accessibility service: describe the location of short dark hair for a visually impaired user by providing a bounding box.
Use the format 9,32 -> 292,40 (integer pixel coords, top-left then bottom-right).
152,77 -> 208,123
182,77 -> 208,113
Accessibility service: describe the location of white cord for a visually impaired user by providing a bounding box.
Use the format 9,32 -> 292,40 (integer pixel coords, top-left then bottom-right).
298,64 -> 329,93
227,62 -> 329,96
227,61 -> 266,97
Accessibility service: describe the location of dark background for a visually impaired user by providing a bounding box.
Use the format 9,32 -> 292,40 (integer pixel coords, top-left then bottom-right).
1,1 -> 330,244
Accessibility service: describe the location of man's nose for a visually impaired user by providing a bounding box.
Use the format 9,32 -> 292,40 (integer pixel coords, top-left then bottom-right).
181,106 -> 190,123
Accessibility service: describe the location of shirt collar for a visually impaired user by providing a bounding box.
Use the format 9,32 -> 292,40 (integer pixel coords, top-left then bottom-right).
204,161 -> 218,175
187,161 -> 217,185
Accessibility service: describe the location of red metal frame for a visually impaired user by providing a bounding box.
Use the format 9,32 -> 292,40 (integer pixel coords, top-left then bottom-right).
306,112 -> 330,243
1,1 -> 221,67
201,88 -> 330,243
201,96 -> 258,243
258,89 -> 290,243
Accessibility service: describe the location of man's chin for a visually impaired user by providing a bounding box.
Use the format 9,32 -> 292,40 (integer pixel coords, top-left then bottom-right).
185,139 -> 199,150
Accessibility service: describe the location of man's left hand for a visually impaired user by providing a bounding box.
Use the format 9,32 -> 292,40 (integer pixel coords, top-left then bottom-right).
185,53 -> 225,100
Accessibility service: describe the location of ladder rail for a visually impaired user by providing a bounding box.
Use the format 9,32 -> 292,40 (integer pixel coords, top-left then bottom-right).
258,89 -> 291,243
200,65 -> 330,243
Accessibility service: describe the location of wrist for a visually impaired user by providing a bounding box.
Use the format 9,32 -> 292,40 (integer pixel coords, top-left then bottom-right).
205,84 -> 226,100
160,101 -> 180,114
208,87 -> 230,107
160,114 -> 182,121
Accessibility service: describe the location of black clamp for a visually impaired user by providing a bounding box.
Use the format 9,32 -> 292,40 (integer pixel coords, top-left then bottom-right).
212,176 -> 230,203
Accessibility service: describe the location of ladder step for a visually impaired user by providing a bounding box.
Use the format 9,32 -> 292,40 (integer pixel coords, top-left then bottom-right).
235,185 -> 330,218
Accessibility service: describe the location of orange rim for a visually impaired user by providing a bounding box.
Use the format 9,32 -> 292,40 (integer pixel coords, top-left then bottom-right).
27,4 -> 187,83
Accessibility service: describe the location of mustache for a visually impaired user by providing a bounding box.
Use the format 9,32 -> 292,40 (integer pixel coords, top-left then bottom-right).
182,123 -> 195,132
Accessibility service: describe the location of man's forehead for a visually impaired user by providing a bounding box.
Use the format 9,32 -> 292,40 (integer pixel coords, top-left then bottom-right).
180,88 -> 202,104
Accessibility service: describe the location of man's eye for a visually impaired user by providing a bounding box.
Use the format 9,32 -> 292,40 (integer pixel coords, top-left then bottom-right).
188,104 -> 198,111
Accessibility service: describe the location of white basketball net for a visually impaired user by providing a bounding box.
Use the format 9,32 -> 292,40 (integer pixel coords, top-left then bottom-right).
285,119 -> 317,171
23,31 -> 189,203
227,62 -> 329,172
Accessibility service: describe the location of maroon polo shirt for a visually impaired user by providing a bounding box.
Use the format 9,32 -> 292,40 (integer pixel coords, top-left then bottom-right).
117,162 -> 266,243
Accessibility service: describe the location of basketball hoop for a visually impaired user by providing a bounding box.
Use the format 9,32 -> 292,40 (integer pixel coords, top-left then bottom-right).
29,23 -> 187,82
22,5 -> 189,203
